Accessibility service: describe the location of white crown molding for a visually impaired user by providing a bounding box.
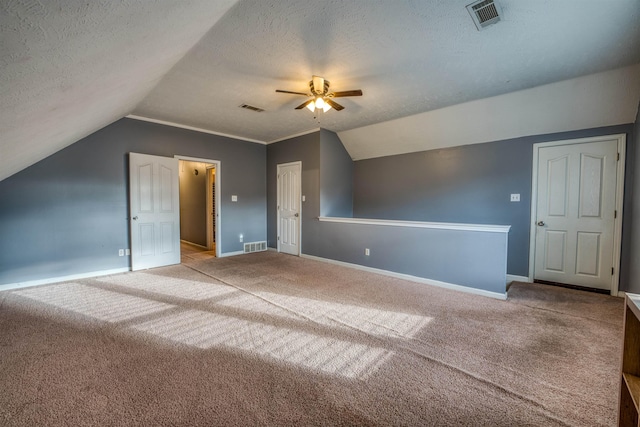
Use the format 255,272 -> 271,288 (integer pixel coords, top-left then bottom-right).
267,128 -> 321,144
126,115 -> 267,144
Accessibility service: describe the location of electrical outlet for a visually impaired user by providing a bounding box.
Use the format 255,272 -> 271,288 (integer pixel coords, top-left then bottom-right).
125,249 -> 130,256
510,193 -> 520,202
239,234 -> 243,243
365,248 -> 370,256
118,249 -> 124,256
231,195 -> 238,202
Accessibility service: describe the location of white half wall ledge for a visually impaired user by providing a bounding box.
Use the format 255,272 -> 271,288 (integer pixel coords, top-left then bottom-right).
339,64 -> 640,161
318,217 -> 511,233
300,253 -> 507,301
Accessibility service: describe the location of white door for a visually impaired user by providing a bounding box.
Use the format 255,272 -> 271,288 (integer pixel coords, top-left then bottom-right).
277,162 -> 301,255
533,139 -> 618,290
129,153 -> 180,270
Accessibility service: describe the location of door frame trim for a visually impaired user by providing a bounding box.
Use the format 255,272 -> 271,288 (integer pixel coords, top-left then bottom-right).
528,134 -> 626,296
276,161 -> 302,256
175,155 -> 221,258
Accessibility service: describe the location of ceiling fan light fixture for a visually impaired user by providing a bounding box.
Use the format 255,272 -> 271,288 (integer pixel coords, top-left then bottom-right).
276,76 -> 361,112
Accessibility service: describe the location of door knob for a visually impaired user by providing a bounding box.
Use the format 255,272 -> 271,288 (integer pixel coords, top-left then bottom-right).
132,216 -> 138,220
537,221 -> 545,226
294,213 -> 299,217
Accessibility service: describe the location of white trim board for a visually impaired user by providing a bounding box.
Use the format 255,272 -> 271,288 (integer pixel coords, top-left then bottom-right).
219,250 -> 244,258
506,274 -> 531,284
0,268 -> 130,292
267,128 -> 321,144
300,253 -> 507,300
318,216 -> 510,233
528,134 -> 626,297
127,115 -> 266,144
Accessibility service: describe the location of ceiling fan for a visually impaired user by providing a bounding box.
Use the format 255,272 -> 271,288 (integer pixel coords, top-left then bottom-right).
276,76 -> 362,112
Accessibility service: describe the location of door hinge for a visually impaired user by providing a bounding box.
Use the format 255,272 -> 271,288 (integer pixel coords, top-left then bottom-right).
277,236 -> 280,241
277,174 -> 280,179
612,267 -> 615,275
617,152 -> 620,161
615,210 -> 617,218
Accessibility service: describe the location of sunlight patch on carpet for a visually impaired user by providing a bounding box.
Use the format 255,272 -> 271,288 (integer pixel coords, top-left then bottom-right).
216,293 -> 304,321
241,291 -> 432,338
131,309 -> 392,379
13,283 -> 174,322
98,273 -> 236,300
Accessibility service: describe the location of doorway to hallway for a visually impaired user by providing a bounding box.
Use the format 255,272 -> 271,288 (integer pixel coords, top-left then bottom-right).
177,156 -> 221,258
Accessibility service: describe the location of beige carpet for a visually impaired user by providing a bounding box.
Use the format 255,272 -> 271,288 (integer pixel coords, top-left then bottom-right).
0,252 -> 624,426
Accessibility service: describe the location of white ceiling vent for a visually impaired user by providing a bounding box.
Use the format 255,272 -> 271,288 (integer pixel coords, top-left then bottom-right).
466,0 -> 502,31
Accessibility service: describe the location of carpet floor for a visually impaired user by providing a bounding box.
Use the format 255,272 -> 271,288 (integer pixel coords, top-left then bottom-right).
0,252 -> 624,426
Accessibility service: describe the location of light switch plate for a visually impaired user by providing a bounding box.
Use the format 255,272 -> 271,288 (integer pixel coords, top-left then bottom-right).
231,195 -> 238,202
302,195 -> 306,202
510,193 -> 520,202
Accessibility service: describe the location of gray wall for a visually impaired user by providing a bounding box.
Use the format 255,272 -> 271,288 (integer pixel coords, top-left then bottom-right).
179,160 -> 207,247
311,222 -> 508,294
0,118 -> 266,285
628,103 -> 640,293
267,129 -> 507,294
320,129 -> 353,217
266,132 -> 321,253
352,124 -> 635,287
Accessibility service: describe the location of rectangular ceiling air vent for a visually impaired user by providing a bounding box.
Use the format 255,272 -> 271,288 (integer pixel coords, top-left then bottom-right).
466,0 -> 502,31
239,104 -> 265,112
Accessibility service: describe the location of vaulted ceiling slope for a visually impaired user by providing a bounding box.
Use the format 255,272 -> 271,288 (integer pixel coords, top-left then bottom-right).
0,0 -> 238,182
2,0 -> 640,182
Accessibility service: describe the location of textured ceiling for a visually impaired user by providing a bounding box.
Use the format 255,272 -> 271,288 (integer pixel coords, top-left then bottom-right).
134,0 -> 640,143
2,0 -> 640,181
0,0 -> 237,181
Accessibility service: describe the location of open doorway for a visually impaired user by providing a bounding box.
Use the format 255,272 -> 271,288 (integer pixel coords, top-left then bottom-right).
176,156 -> 220,261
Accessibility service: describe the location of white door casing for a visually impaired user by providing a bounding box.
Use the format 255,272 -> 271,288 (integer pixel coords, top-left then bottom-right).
277,162 -> 301,256
530,135 -> 626,294
129,153 -> 180,270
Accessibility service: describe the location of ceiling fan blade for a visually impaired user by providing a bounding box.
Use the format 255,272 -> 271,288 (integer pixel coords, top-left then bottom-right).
295,99 -> 314,110
276,89 -> 309,96
325,98 -> 344,111
331,89 -> 363,97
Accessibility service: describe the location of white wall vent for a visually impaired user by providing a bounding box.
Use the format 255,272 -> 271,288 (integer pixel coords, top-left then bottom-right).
466,0 -> 502,31
244,241 -> 267,253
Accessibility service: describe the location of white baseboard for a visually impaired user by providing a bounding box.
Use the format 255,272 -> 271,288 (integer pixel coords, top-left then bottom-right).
180,239 -> 208,250
300,254 -> 507,300
0,268 -> 130,292
219,250 -> 244,258
506,274 -> 531,284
